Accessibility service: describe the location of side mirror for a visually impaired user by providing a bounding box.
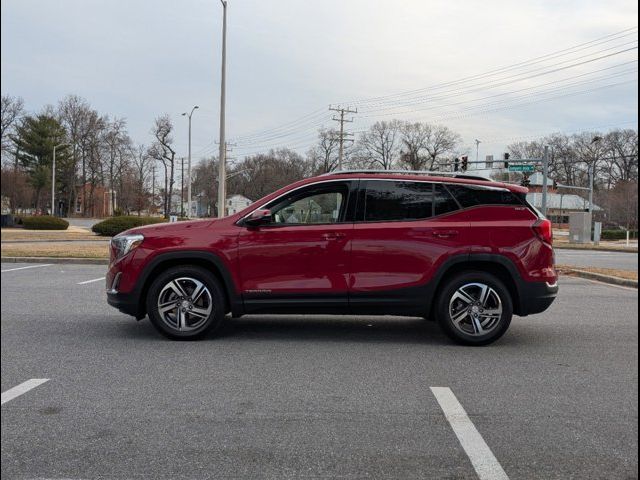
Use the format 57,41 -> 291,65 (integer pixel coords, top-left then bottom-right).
244,209 -> 272,227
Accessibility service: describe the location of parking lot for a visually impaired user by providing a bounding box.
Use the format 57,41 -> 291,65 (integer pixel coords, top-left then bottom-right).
1,262 -> 638,479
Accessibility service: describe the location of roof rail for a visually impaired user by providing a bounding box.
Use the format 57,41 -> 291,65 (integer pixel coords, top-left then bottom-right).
321,169 -> 493,182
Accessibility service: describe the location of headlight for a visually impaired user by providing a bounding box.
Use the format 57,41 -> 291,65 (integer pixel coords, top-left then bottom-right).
111,233 -> 144,260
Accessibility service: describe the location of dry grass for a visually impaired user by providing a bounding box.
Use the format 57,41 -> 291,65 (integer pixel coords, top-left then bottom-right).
1,242 -> 109,259
556,264 -> 638,281
1,226 -> 105,241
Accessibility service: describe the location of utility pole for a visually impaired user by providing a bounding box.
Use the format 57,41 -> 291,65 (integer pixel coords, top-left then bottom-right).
180,157 -> 185,217
217,0 -> 228,218
182,106 -> 199,218
151,165 -> 156,215
588,136 -> 602,214
542,145 -> 549,217
215,142 -> 235,216
329,105 -> 357,170
52,143 -> 69,217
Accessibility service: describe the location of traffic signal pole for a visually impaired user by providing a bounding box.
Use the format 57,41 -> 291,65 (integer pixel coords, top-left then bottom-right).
542,145 -> 549,217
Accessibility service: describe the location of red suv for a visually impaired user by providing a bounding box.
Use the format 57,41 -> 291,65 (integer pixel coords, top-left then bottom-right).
107,171 -> 557,345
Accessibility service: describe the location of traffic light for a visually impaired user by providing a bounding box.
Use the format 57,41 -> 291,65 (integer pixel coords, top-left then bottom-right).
461,155 -> 469,171
454,158 -> 460,171
503,152 -> 510,169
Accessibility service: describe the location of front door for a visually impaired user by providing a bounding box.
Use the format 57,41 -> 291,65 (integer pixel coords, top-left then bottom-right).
238,181 -> 355,313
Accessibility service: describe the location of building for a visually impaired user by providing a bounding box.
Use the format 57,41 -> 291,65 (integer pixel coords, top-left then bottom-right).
74,183 -> 115,218
525,173 -> 601,227
226,194 -> 253,215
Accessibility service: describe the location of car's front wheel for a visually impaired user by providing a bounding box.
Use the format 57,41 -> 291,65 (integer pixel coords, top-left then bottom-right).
436,271 -> 513,346
146,266 -> 226,340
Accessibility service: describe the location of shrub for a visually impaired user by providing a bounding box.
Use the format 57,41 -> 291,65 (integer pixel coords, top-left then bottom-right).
21,216 -> 69,230
601,229 -> 638,240
92,216 -> 166,236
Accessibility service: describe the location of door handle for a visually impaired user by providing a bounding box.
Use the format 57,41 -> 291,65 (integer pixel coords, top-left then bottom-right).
432,230 -> 459,238
322,232 -> 346,240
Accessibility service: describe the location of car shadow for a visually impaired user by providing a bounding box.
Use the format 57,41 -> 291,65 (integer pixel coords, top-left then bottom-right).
111,314 -> 458,346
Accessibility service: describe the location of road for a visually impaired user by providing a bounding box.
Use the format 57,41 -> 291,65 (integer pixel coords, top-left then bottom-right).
555,248 -> 638,271
64,217 -> 103,229
1,263 -> 638,479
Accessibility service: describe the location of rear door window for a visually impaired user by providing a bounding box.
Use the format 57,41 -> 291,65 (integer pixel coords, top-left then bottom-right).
363,180 -> 434,222
434,184 -> 459,216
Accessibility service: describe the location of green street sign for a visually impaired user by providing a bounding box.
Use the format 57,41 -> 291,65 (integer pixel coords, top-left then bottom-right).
508,164 -> 535,172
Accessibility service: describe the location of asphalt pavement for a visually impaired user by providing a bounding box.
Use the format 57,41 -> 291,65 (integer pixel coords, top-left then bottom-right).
1,262 -> 638,479
555,248 -> 638,271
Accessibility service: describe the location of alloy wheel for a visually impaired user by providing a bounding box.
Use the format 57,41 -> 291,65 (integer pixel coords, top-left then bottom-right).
157,277 -> 213,332
448,282 -> 503,336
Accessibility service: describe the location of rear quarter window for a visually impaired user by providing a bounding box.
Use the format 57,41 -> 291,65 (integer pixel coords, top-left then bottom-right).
446,184 -> 523,208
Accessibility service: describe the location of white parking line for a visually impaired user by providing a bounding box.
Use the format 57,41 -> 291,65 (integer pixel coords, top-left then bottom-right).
77,277 -> 105,285
431,387 -> 509,480
1,264 -> 52,273
1,379 -> 49,405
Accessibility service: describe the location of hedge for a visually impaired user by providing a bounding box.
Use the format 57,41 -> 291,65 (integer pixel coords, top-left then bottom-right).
92,216 -> 166,236
601,229 -> 638,241
21,216 -> 69,230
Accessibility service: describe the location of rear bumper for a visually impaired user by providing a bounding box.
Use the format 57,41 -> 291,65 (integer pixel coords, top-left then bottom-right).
517,280 -> 558,316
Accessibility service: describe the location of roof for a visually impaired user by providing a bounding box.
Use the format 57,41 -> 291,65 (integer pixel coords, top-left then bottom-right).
526,192 -> 602,211
227,194 -> 252,202
528,172 -> 549,186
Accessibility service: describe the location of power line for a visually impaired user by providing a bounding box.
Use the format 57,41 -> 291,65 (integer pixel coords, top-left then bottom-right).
358,45 -> 638,114
358,66 -> 638,118
337,26 -> 638,107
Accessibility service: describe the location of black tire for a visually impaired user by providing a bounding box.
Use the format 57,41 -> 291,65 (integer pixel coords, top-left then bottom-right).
146,265 -> 226,340
435,271 -> 513,346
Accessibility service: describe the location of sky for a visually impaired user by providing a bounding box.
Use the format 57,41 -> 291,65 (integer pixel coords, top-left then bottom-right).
1,0 -> 638,164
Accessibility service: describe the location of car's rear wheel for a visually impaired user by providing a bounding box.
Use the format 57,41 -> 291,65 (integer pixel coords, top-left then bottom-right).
146,266 -> 226,340
436,271 -> 513,346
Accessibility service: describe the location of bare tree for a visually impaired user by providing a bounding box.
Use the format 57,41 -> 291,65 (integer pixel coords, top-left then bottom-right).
57,95 -> 98,216
147,115 -> 176,218
355,120 -> 402,170
102,118 -> 131,214
423,124 -> 462,170
1,94 -> 24,154
398,122 -> 431,170
227,148 -> 312,203
131,144 -> 152,215
604,129 -> 638,184
308,128 -> 341,174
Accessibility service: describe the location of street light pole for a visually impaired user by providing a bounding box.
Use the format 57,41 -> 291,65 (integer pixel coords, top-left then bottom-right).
217,0 -> 228,218
52,143 -> 69,216
182,105 -> 199,217
474,139 -> 481,168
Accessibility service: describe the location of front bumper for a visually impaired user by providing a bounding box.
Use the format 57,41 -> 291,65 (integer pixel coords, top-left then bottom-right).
107,291 -> 144,319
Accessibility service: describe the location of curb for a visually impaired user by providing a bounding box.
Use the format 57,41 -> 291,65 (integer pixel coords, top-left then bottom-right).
1,256 -> 109,265
559,268 -> 638,289
554,244 -> 639,253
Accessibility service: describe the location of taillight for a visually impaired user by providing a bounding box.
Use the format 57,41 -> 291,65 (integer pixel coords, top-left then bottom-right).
533,218 -> 553,245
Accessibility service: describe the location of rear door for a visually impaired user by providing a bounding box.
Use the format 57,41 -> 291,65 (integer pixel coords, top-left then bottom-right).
349,180 -> 471,312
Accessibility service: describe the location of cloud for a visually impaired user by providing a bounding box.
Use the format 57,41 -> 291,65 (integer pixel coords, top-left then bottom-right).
1,0 -> 637,160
